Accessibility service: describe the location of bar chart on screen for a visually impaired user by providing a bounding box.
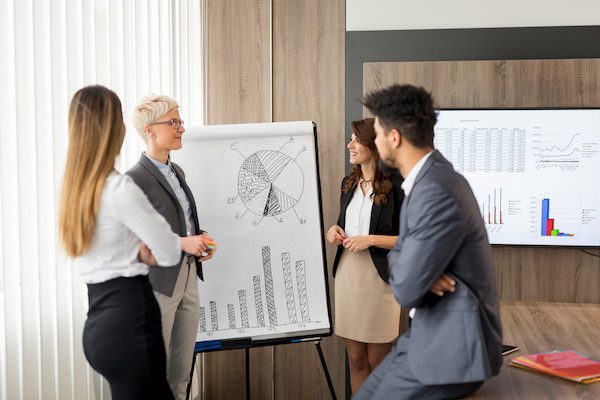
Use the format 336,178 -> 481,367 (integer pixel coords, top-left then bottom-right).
473,186 -> 507,233
535,195 -> 582,237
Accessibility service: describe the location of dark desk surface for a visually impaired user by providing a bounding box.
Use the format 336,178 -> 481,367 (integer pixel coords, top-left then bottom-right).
468,301 -> 600,399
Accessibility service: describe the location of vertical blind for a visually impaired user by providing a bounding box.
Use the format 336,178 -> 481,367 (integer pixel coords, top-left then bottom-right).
0,1 -> 203,399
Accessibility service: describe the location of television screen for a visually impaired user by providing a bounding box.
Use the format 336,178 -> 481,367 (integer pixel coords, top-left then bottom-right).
434,109 -> 600,247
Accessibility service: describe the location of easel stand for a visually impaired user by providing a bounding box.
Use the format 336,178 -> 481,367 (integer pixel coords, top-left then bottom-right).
314,341 -> 338,400
242,341 -> 337,400
187,341 -> 337,400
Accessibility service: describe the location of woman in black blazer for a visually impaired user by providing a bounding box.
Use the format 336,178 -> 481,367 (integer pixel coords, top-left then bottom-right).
326,118 -> 404,394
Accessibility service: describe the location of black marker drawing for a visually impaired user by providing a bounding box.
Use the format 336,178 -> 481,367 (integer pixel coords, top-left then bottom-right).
295,260 -> 310,323
253,275 -> 265,327
262,246 -> 278,326
282,252 -> 298,323
198,246 -> 318,334
210,301 -> 218,331
230,137 -> 306,225
238,290 -> 249,329
199,307 -> 206,332
227,304 -> 236,330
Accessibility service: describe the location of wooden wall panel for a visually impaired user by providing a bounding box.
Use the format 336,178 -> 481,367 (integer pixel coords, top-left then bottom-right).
272,0 -> 346,399
203,0 -> 346,398
363,59 -> 600,303
206,0 -> 271,124
204,1 -> 272,399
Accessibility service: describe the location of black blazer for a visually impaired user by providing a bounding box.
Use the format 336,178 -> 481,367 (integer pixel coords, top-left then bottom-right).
126,154 -> 204,297
332,174 -> 404,283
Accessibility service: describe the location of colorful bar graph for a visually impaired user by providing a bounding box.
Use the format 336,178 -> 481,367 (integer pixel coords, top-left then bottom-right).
481,189 -> 503,225
540,198 -> 575,237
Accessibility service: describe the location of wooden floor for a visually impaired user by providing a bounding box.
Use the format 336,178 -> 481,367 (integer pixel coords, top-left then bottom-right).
468,301 -> 600,399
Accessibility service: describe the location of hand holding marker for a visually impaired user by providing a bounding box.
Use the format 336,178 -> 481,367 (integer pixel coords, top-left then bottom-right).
205,237 -> 217,250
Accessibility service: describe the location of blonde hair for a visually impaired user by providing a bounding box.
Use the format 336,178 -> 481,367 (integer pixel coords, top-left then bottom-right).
59,85 -> 125,258
131,94 -> 180,142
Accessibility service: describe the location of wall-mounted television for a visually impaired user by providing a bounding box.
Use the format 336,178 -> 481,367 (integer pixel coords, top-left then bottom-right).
434,108 -> 600,247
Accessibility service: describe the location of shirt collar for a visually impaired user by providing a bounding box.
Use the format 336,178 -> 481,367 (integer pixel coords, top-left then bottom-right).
400,150 -> 435,196
143,152 -> 172,177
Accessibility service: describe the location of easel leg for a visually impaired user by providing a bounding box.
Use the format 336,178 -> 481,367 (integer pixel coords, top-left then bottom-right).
315,341 -> 337,400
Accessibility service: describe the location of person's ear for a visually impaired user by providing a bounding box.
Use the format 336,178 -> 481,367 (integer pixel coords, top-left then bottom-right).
144,125 -> 155,140
390,128 -> 402,149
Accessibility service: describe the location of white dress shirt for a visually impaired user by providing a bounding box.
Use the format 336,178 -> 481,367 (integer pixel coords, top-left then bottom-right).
74,170 -> 182,284
344,180 -> 374,238
401,150 -> 435,197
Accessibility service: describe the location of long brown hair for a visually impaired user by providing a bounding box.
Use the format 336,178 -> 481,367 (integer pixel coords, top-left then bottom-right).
343,118 -> 393,205
59,85 -> 125,258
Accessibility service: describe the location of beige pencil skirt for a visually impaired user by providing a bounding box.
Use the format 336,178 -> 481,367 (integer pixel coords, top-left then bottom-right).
334,248 -> 401,343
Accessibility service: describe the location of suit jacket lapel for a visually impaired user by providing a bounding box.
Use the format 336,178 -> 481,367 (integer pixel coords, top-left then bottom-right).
400,194 -> 408,238
370,201 -> 383,234
400,150 -> 442,238
139,154 -> 178,200
412,150 -> 442,189
172,163 -> 200,233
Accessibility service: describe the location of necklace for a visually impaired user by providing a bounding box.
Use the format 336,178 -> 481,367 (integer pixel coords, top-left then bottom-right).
362,179 -> 372,187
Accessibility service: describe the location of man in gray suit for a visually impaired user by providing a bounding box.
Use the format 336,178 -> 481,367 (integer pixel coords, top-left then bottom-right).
355,84 -> 503,399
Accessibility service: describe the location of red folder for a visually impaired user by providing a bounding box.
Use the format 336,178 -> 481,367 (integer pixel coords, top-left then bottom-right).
511,351 -> 600,383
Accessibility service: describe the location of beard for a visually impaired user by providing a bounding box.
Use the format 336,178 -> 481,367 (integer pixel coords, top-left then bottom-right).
378,158 -> 399,175
376,140 -> 399,174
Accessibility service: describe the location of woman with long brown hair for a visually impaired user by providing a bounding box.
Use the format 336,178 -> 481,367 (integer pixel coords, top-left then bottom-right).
59,85 -> 181,399
326,118 -> 404,394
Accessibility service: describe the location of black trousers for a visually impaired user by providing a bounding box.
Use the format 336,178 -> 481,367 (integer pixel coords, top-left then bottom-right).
83,275 -> 174,400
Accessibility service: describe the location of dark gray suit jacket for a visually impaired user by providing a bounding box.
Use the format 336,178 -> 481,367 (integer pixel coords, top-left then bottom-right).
388,150 -> 503,385
126,154 -> 204,297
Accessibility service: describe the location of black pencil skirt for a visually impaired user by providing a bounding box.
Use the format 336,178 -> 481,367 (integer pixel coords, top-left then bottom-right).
83,275 -> 174,400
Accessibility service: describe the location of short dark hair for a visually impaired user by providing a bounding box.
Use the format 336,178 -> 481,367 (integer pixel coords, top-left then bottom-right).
363,84 -> 437,148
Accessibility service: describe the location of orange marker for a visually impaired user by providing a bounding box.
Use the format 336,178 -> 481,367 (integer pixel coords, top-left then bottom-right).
204,238 -> 217,249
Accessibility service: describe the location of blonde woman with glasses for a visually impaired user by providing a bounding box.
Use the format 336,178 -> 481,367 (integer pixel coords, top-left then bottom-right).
59,85 -> 181,399
127,94 -> 216,400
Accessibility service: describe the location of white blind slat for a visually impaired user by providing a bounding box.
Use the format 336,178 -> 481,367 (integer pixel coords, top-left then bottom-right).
94,0 -> 111,87
0,3 -> 15,399
32,0 -> 58,398
15,0 -> 38,395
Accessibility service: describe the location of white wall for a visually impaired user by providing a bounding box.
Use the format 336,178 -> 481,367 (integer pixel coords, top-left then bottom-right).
347,0 -> 600,31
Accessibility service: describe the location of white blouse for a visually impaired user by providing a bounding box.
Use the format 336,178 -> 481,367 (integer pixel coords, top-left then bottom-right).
344,180 -> 374,238
73,170 -> 182,284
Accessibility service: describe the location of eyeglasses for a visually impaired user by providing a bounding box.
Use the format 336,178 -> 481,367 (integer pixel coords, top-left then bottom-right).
149,119 -> 184,129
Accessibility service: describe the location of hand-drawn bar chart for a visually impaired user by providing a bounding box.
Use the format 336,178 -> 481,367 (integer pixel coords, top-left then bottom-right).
536,195 -> 581,237
198,246 -> 313,333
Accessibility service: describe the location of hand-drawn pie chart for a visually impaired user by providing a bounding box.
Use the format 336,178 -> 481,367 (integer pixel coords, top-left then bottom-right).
237,150 -> 304,216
